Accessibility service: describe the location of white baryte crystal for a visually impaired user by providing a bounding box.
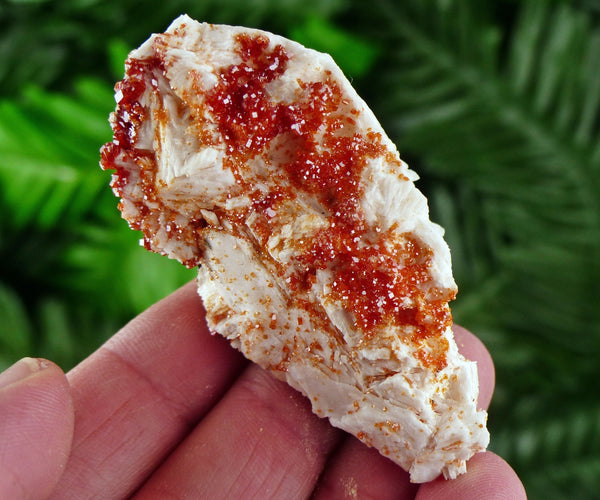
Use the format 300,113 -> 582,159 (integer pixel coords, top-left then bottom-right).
103,14 -> 489,483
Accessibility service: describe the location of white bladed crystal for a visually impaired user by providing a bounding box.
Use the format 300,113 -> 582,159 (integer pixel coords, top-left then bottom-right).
101,14 -> 489,483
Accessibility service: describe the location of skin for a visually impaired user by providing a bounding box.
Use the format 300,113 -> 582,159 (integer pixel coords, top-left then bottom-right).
0,282 -> 526,499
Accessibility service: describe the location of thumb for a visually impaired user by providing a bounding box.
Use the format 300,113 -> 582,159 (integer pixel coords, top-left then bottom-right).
0,358 -> 74,499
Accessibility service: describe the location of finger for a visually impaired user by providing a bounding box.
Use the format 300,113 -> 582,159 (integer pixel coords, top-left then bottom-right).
311,437 -> 418,500
452,324 -> 495,410
415,451 -> 526,500
134,363 -> 341,499
311,324 -> 495,498
50,281 -> 247,500
0,358 -> 74,500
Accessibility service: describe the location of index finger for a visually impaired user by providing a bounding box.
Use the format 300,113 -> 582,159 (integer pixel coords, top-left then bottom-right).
415,451 -> 527,500
452,324 -> 495,410
50,281 -> 247,500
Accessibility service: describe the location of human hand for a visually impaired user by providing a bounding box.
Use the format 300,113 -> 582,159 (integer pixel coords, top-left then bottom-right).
0,282 -> 526,499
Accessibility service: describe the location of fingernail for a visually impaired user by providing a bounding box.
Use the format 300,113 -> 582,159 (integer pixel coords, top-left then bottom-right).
0,358 -> 46,390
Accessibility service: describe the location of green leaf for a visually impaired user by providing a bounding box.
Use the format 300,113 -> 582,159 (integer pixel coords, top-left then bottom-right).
37,298 -> 78,368
0,0 -> 347,96
492,403 -> 600,500
0,290 -> 121,372
57,217 -> 195,316
289,17 -> 381,78
0,284 -> 33,368
36,297 -> 118,370
0,79 -> 112,233
107,38 -> 131,80
368,1 -> 600,496
0,75 -> 183,320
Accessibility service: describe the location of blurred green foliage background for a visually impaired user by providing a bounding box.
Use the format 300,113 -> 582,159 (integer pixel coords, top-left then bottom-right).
1,0 -> 599,497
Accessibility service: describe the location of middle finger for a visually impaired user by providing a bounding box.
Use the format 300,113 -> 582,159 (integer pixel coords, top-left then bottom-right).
134,363 -> 341,499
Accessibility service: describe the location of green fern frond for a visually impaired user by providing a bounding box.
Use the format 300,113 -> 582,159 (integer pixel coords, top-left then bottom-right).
0,287 -> 121,372
34,296 -> 120,371
58,213 -> 195,315
0,76 -> 195,315
289,17 -> 381,78
0,283 -> 34,367
0,80 -> 113,232
365,1 -> 600,496
0,102 -> 192,365
372,0 -> 600,334
0,0 -> 346,96
492,403 -> 600,500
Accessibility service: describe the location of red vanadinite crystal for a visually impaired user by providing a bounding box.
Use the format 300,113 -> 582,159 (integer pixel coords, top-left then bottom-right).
103,32 -> 453,369
205,34 -> 453,366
